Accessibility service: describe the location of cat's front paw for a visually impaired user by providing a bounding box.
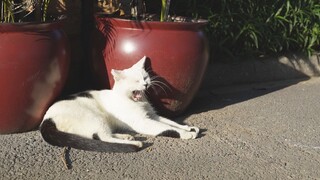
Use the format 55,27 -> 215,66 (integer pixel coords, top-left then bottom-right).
189,126 -> 200,134
180,131 -> 198,139
183,125 -> 200,134
133,141 -> 143,148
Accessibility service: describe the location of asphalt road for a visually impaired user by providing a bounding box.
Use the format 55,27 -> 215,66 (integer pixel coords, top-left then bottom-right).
1,78 -> 320,179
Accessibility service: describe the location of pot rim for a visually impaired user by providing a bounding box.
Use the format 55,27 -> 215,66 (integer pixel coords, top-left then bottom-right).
0,16 -> 67,32
95,13 -> 208,31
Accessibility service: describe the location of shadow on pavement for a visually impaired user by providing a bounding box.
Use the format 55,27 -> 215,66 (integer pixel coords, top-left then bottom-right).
182,77 -> 310,119
180,54 -> 320,118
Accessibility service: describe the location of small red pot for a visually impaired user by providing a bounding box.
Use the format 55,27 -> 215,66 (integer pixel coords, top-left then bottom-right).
93,16 -> 209,117
0,20 -> 70,133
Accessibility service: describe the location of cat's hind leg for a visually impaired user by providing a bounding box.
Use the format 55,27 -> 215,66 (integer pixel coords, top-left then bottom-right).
97,132 -> 143,148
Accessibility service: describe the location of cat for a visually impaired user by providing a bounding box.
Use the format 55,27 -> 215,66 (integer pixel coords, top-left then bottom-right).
39,56 -> 200,153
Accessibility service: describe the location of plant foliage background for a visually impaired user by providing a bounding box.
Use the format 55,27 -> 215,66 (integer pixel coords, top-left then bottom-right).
1,0 -> 51,23
167,0 -> 320,61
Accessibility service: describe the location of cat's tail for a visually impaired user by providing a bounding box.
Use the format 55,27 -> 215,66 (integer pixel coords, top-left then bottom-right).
39,119 -> 143,153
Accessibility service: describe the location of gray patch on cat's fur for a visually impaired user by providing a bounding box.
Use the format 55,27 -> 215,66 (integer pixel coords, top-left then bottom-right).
157,130 -> 180,138
92,133 -> 100,140
64,91 -> 93,101
77,91 -> 94,98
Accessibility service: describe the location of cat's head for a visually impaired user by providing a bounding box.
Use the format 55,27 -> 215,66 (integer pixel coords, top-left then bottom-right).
111,56 -> 151,101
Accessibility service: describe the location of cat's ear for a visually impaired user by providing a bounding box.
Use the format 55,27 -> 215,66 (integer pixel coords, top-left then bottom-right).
132,56 -> 146,69
111,69 -> 123,81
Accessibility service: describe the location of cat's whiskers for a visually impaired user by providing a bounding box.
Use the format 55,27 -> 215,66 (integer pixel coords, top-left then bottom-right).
151,81 -> 166,94
153,80 -> 171,91
150,75 -> 171,93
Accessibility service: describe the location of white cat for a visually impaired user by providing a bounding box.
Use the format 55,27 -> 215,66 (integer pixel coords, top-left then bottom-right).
40,56 -> 200,153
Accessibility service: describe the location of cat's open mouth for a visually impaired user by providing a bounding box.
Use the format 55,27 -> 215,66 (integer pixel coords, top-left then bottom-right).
132,90 -> 143,101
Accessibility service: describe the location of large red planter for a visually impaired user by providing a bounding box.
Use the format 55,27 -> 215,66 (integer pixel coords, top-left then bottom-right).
0,20 -> 70,134
93,16 -> 209,117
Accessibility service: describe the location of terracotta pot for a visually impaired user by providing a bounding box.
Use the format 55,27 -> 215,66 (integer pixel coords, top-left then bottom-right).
0,20 -> 70,134
93,16 -> 209,117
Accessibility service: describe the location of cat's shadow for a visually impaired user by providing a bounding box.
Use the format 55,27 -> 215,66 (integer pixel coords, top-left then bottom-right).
133,136 -> 148,141
144,58 -> 188,117
144,57 -> 207,139
140,142 -> 153,150
197,129 -> 207,138
123,129 -> 206,142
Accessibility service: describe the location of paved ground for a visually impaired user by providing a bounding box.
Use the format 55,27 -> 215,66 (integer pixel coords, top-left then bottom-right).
1,77 -> 320,179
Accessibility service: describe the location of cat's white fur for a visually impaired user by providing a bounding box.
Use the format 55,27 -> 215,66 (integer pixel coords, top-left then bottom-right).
40,56 -> 199,152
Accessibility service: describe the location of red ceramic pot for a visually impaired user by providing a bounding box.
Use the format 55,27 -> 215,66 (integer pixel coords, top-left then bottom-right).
93,16 -> 209,117
0,20 -> 70,134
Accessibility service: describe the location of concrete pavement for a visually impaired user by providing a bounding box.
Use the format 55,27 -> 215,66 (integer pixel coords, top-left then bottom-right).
203,54 -> 320,87
1,77 -> 320,179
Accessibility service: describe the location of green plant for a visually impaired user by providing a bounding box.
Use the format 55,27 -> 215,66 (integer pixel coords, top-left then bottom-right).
160,0 -> 206,22
213,0 -> 320,60
1,0 -> 51,23
160,0 -> 170,22
170,0 -> 320,61
99,0 -> 320,60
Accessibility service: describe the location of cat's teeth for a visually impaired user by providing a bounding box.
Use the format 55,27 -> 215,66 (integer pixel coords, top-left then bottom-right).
132,90 -> 143,101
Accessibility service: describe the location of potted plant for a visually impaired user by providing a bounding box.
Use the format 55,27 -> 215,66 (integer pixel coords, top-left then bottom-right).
92,0 -> 209,117
0,0 -> 70,133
